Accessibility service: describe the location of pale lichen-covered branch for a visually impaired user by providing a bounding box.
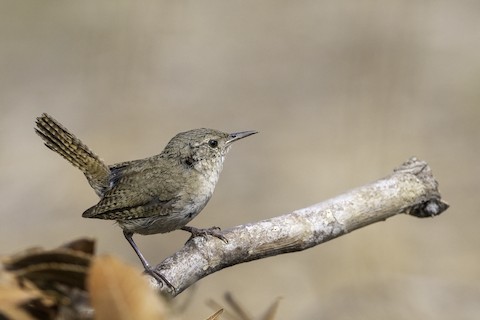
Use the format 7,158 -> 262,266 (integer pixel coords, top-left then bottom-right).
152,158 -> 448,296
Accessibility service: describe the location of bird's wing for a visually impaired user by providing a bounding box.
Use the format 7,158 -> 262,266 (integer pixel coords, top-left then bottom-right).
82,164 -> 182,220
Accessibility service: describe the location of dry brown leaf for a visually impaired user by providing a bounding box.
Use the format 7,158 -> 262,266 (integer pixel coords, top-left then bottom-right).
1,238 -> 95,319
3,238 -> 93,292
60,238 -> 96,255
0,271 -> 45,320
88,255 -> 170,320
0,305 -> 34,320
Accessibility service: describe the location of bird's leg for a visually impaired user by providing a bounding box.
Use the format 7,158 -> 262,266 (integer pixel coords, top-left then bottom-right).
123,230 -> 175,290
181,226 -> 228,243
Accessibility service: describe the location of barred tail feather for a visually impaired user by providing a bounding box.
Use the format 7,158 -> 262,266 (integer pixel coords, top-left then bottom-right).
35,113 -> 110,196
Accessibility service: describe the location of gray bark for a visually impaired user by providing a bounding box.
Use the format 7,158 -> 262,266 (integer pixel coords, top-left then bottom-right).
151,157 -> 449,296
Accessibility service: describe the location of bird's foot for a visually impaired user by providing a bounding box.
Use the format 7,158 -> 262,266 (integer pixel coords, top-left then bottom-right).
144,266 -> 175,291
181,226 -> 228,243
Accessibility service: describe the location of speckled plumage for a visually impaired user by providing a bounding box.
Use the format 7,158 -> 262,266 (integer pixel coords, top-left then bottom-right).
35,113 -> 256,288
83,128 -> 232,235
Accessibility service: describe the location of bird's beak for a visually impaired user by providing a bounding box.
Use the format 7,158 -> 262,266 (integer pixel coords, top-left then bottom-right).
226,130 -> 258,145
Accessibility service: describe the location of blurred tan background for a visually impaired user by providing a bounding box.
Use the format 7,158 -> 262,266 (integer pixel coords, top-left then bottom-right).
1,1 -> 479,319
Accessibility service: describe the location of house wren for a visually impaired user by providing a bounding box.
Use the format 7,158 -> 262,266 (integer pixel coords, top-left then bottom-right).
35,113 -> 256,288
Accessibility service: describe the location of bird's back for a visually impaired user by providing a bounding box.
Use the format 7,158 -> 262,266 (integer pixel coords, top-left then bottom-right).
84,155 -> 216,234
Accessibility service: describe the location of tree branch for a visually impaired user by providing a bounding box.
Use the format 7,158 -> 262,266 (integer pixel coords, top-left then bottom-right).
151,157 -> 449,296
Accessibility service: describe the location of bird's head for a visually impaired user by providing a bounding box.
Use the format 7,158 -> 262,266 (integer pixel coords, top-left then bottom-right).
163,128 -> 257,172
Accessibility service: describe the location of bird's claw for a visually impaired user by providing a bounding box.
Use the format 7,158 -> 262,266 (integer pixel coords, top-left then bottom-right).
144,266 -> 175,291
182,226 -> 228,243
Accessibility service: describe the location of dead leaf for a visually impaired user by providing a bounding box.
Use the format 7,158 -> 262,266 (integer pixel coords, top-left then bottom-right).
0,271 -> 48,320
3,238 -> 93,292
88,255 -> 171,320
60,238 -> 96,255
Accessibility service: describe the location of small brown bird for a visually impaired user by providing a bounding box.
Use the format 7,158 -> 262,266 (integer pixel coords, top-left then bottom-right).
35,113 -> 257,288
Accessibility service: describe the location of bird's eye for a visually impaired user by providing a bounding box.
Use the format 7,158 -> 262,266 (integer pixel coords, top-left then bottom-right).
208,139 -> 218,148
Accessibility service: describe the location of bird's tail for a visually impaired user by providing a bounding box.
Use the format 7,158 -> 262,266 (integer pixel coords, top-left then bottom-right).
35,113 -> 110,196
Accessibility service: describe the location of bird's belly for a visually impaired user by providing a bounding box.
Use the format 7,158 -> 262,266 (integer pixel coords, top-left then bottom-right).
118,191 -> 213,235
118,213 -> 192,235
